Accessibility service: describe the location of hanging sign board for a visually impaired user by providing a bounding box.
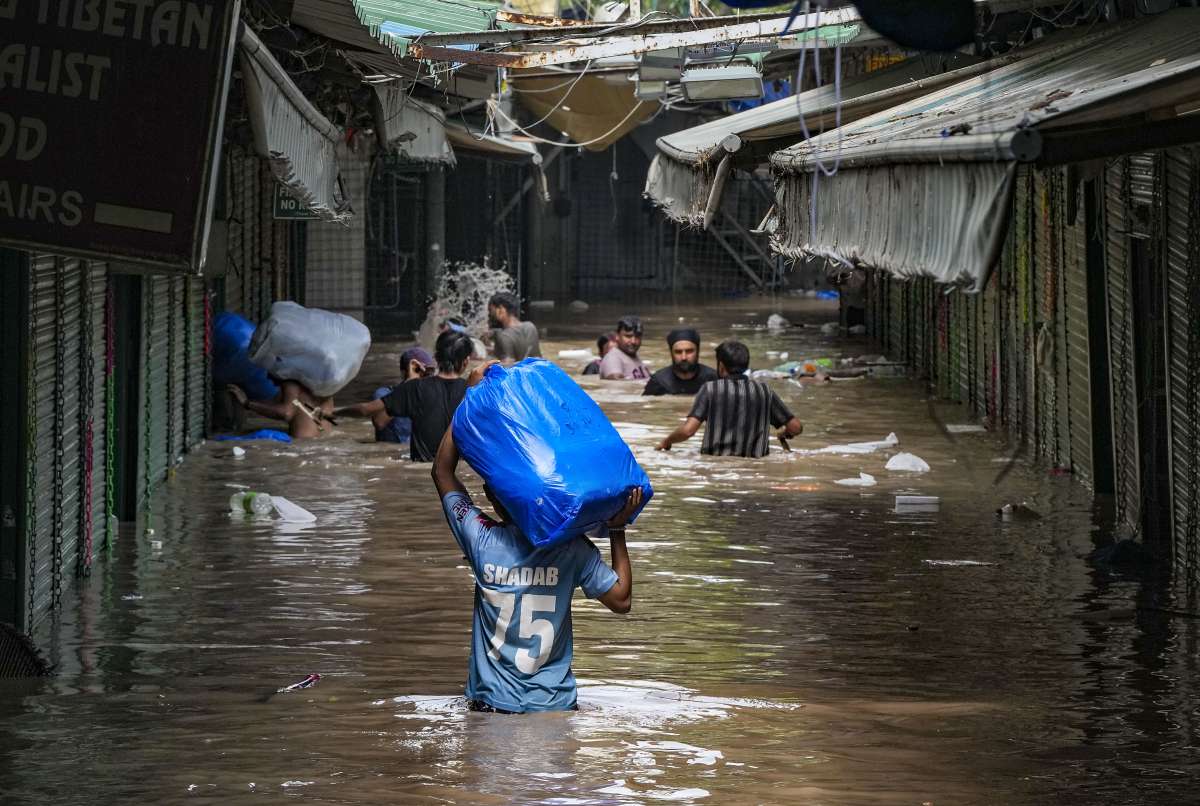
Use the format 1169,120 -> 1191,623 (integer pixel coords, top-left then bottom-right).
272,183 -> 320,220
0,0 -> 241,272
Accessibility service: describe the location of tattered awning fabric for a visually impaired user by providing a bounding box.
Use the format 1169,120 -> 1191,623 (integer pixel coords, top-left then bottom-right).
645,53 -> 984,227
239,27 -> 353,224
444,121 -> 543,163
769,10 -> 1200,291
773,162 -> 1016,288
372,84 -> 456,164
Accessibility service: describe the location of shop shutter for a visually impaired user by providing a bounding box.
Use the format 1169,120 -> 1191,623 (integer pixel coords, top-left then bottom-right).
185,278 -> 208,449
24,255 -> 87,629
1163,147 -> 1200,594
167,277 -> 187,462
139,276 -> 172,507
1105,159 -> 1141,534
78,262 -> 108,569
1063,180 -> 1093,488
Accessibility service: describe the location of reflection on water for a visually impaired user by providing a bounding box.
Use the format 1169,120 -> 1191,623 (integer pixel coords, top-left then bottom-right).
2,299 -> 1198,804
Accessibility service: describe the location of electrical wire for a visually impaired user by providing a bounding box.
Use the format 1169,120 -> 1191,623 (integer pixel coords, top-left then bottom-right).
487,97 -> 650,148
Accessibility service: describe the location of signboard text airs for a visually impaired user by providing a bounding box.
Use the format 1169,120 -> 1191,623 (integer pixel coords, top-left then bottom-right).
0,0 -> 240,271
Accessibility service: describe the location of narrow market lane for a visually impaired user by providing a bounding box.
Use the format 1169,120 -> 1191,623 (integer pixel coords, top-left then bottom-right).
1,299 -> 1192,805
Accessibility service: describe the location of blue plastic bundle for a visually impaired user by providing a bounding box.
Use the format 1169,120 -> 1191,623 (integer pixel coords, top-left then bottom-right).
212,312 -> 278,402
452,359 -> 653,548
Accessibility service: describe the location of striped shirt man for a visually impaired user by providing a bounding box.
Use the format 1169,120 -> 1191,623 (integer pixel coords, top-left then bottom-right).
688,375 -> 795,458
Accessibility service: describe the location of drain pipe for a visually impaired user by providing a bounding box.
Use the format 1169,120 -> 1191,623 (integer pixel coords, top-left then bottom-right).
702,134 -> 742,231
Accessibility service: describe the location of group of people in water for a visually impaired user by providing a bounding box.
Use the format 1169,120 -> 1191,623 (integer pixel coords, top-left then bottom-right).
224,295 -> 804,714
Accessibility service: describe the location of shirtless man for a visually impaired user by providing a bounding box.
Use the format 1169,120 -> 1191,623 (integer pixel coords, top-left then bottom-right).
227,378 -> 334,439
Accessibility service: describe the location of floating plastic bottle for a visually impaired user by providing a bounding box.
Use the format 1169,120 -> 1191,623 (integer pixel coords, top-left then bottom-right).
229,491 -> 273,516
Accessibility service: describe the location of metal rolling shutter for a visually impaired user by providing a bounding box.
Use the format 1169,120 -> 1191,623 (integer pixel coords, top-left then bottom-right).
911,279 -> 929,379
978,273 -> 999,423
1063,180 -> 1093,488
185,278 -> 208,448
140,276 -> 172,506
956,290 -> 973,408
167,277 -> 187,463
78,262 -> 108,569
1032,167 -> 1059,463
1105,159 -> 1141,534
24,255 -> 85,629
887,276 -> 904,360
27,255 -> 58,630
1164,147 -> 1200,593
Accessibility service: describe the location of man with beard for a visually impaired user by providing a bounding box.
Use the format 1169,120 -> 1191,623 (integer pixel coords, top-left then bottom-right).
599,315 -> 650,381
642,328 -> 717,396
487,292 -> 541,363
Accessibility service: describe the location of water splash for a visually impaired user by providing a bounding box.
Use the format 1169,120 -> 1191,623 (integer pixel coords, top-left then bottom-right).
416,261 -> 515,350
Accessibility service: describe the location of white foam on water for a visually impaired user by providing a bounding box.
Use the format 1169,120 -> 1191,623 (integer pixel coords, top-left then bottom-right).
923,559 -> 996,567
416,261 -> 515,349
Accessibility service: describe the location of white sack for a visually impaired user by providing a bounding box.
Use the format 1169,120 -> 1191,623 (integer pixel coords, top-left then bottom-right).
249,301 -> 371,398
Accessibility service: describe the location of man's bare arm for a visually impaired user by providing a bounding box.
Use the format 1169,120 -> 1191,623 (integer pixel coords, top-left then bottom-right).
331,399 -> 386,419
431,429 -> 467,497
598,488 -> 643,614
229,385 -> 295,423
656,416 -> 702,451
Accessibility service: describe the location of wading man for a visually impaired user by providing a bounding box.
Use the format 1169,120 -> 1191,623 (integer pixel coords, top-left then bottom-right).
333,331 -> 472,461
487,292 -> 542,362
656,339 -> 802,457
642,328 -> 717,396
599,316 -> 650,381
432,401 -> 640,713
228,378 -> 334,440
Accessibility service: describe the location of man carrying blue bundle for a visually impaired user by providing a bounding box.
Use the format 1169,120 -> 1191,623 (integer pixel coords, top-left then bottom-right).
431,379 -> 641,714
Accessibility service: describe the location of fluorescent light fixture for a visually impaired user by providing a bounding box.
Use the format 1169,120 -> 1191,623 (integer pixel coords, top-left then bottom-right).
638,47 -> 683,82
634,79 -> 668,100
680,61 -> 763,102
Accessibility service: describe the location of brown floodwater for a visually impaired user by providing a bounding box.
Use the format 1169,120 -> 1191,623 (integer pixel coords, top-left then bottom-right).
2,298 -> 1197,805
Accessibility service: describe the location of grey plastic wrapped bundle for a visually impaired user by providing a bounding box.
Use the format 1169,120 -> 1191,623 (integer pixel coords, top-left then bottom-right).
249,302 -> 371,397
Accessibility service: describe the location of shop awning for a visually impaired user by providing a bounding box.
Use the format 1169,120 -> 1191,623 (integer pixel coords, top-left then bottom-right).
239,27 -> 353,223
372,85 -> 456,164
644,52 -> 984,225
290,0 -> 501,95
510,71 -> 657,152
444,121 -> 543,163
769,10 -> 1200,291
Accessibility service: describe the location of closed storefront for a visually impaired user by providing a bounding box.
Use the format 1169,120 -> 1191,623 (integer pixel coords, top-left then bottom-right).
0,253 -> 210,635
1163,146 -> 1200,601
1105,158 -> 1144,538
8,254 -> 111,633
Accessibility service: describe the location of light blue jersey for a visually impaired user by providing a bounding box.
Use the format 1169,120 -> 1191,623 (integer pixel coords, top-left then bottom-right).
441,491 -> 618,712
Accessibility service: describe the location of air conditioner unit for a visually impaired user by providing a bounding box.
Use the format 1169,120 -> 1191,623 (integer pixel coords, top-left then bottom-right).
680,60 -> 763,102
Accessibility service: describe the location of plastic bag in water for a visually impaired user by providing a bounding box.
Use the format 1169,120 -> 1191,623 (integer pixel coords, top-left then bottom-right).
452,359 -> 653,547
249,302 -> 371,398
212,312 -> 279,402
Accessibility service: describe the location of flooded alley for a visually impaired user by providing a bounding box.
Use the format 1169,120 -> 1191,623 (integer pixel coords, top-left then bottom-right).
2,300 -> 1194,805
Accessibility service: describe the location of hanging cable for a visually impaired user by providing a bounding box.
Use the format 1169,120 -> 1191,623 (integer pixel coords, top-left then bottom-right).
487,98 -> 650,149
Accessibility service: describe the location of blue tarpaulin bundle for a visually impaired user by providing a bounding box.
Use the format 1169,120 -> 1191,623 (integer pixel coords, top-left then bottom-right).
452,359 -> 653,548
212,312 -> 278,402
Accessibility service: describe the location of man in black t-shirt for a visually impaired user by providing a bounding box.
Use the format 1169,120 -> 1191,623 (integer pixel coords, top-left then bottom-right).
656,340 -> 802,458
642,328 -> 718,396
334,331 -> 473,461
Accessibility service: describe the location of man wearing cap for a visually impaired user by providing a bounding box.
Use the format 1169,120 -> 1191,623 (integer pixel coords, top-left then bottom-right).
370,347 -> 436,443
599,316 -> 650,381
642,328 -> 718,396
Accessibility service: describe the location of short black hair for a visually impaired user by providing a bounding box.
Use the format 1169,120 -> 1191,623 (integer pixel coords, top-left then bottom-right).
616,315 -> 643,335
596,333 -> 611,351
488,292 -> 520,316
715,339 -> 750,374
435,330 -> 473,372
